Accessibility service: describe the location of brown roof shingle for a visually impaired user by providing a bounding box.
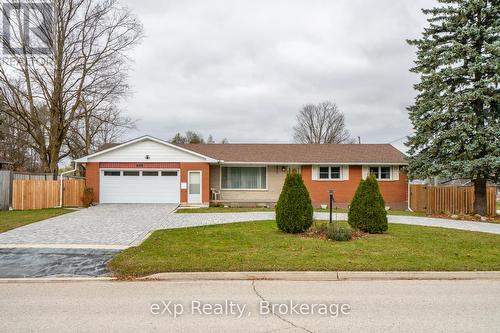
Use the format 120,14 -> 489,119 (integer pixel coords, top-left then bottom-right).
179,144 -> 407,164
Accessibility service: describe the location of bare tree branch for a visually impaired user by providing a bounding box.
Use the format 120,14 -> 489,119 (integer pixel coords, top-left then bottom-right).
0,0 -> 143,177
293,101 -> 353,144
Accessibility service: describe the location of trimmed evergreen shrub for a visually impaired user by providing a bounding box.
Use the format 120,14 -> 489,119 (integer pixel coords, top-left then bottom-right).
275,173 -> 313,233
326,224 -> 352,241
348,174 -> 388,233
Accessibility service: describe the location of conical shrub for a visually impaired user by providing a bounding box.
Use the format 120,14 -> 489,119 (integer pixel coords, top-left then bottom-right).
275,173 -> 313,233
348,174 -> 388,233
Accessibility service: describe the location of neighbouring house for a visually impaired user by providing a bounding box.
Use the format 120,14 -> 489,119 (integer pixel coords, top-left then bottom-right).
75,135 -> 409,209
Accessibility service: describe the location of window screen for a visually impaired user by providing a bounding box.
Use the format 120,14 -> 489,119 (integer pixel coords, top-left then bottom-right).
318,166 -> 341,180
369,166 -> 391,180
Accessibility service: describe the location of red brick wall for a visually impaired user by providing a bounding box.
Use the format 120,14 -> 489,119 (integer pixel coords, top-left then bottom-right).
83,162 -> 210,205
99,162 -> 180,168
85,162 -> 100,203
179,163 -> 210,205
301,165 -> 408,209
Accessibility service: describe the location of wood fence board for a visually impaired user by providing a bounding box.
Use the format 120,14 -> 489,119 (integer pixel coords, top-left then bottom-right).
410,185 -> 497,216
12,179 -> 85,210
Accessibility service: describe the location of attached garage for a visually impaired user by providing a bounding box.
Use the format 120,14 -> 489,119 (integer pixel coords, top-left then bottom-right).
75,136 -> 215,206
100,169 -> 180,204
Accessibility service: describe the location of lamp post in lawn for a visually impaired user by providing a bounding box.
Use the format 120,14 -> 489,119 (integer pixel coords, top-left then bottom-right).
328,190 -> 335,225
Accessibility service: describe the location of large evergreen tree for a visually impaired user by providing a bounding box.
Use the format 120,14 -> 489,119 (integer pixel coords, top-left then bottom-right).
406,0 -> 500,215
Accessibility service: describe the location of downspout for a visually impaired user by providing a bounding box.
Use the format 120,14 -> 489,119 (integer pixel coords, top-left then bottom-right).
59,161 -> 78,208
407,181 -> 414,212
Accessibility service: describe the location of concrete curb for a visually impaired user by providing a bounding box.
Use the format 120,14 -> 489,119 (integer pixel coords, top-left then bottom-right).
142,271 -> 500,281
0,277 -> 115,283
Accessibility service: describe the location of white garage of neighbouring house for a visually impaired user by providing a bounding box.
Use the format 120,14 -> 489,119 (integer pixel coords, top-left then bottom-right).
75,136 -> 217,206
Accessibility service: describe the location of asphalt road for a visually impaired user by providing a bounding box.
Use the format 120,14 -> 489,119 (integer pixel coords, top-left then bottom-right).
0,279 -> 499,332
0,248 -> 118,278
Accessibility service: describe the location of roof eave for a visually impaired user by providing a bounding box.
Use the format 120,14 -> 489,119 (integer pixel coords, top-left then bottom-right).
215,161 -> 408,165
74,135 -> 219,163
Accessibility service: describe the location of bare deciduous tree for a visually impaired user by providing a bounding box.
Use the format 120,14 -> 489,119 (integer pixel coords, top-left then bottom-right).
65,104 -> 136,160
0,0 -> 143,178
293,101 -> 352,144
169,131 -> 205,144
0,108 -> 41,171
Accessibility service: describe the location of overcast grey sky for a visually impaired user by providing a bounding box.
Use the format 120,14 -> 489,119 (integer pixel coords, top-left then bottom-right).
119,0 -> 437,151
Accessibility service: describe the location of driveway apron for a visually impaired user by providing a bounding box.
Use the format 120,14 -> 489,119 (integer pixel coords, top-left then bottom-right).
0,204 -> 177,278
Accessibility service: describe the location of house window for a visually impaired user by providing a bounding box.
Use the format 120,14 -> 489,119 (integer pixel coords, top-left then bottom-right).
142,171 -> 159,176
318,166 -> 342,180
221,166 -> 267,189
123,171 -> 140,176
161,171 -> 178,176
104,171 -> 120,176
369,166 -> 392,180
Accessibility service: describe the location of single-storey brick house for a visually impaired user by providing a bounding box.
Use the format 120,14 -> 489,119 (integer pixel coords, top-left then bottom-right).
75,135 -> 409,209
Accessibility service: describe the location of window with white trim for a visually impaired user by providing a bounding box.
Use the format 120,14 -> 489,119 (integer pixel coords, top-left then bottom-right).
221,166 -> 267,189
369,166 -> 391,180
319,166 -> 342,180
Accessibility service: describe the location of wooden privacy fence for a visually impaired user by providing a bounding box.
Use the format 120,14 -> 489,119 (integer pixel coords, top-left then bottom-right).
12,179 -> 86,210
410,185 -> 497,216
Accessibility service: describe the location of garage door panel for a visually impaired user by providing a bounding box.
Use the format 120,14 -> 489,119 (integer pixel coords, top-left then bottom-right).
100,170 -> 180,203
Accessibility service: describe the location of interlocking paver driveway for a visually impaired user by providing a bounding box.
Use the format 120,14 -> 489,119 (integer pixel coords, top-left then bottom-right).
0,204 -> 178,248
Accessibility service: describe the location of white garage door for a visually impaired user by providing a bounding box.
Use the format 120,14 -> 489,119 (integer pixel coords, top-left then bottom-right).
100,170 -> 180,203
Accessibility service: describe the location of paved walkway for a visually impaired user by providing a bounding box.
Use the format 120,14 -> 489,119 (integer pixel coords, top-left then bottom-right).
314,212 -> 500,235
168,211 -> 500,235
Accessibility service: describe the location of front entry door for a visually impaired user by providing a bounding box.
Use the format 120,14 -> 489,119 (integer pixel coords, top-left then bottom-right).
188,171 -> 202,204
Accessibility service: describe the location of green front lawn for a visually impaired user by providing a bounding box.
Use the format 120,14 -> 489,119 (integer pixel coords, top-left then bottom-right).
0,208 -> 72,233
109,220 -> 500,277
175,207 -> 424,216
